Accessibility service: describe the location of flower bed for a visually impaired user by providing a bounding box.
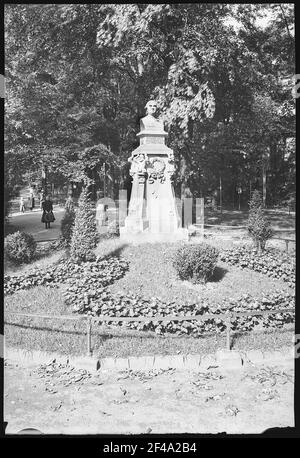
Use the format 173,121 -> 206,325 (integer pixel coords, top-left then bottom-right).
4,250 -> 295,338
84,289 -> 294,336
4,256 -> 129,296
219,246 -> 295,287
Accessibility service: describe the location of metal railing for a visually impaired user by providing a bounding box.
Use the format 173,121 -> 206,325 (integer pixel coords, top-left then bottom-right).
4,307 -> 295,357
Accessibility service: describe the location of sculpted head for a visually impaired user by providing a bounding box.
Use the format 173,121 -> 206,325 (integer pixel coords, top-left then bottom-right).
145,100 -> 157,116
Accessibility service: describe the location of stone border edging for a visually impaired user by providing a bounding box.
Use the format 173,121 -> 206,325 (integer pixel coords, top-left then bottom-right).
4,346 -> 294,372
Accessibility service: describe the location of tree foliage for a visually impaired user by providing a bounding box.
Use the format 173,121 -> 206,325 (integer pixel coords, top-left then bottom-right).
5,4 -> 295,206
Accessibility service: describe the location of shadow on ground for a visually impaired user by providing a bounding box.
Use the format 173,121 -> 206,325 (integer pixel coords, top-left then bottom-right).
210,266 -> 228,283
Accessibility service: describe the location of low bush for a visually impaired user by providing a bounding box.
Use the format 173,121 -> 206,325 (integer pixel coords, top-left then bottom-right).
173,243 -> 219,284
219,246 -> 295,287
4,231 -> 37,264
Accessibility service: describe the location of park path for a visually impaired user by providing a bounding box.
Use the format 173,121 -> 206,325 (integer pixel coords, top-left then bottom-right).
4,359 -> 294,435
8,207 -> 65,242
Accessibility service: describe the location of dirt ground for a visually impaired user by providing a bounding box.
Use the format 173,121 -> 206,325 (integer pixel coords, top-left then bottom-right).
4,359 -> 294,435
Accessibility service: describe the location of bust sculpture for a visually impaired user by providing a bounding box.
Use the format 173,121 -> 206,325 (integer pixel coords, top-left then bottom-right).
139,100 -> 165,133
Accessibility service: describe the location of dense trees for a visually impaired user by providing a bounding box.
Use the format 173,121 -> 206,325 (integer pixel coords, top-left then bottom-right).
4,4 -> 295,207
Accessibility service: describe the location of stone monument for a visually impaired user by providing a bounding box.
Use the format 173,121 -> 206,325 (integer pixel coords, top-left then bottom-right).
120,100 -> 188,242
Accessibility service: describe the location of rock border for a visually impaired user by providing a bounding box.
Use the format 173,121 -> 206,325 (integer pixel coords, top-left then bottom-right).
4,345 -> 294,373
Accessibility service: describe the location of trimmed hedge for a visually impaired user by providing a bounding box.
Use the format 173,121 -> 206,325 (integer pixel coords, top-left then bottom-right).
247,190 -> 273,251
173,243 -> 219,284
70,187 -> 98,262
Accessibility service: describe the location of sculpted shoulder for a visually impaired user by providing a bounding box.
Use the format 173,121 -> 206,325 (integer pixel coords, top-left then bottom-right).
140,114 -> 164,132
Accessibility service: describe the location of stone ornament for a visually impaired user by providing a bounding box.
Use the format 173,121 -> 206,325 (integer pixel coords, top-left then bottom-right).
129,152 -> 148,178
148,158 -> 166,184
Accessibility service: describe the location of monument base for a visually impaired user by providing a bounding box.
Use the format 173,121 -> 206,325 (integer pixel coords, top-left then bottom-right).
122,217 -> 149,234
119,227 -> 189,244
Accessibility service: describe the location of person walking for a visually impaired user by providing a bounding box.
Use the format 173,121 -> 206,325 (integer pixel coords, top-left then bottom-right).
41,195 -> 55,229
19,196 -> 26,213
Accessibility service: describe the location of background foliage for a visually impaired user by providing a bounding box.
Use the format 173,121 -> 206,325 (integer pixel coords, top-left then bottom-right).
5,4 -> 295,207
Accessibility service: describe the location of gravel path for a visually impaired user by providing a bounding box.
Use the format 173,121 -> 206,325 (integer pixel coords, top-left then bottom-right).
4,359 -> 294,435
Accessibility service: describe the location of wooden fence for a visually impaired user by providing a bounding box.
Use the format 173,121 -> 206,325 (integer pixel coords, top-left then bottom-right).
4,308 -> 295,357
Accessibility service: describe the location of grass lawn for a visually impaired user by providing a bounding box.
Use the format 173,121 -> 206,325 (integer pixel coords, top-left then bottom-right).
4,236 -> 294,358
4,249 -> 65,276
4,306 -> 294,358
95,239 -> 293,306
205,208 -> 295,231
203,209 -> 295,249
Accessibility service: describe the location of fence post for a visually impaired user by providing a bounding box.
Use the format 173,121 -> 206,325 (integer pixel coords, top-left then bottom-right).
226,313 -> 231,351
87,316 -> 92,356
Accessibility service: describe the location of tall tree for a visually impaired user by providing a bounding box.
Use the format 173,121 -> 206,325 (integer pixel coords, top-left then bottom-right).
5,4 -> 295,207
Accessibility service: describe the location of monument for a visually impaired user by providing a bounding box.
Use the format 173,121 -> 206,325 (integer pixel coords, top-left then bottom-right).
120,100 -> 188,242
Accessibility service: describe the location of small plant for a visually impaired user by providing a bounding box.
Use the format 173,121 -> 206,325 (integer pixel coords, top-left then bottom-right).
70,187 -> 99,262
103,220 -> 120,239
4,231 -> 37,264
61,196 -> 76,246
173,243 -> 219,284
248,190 -> 273,251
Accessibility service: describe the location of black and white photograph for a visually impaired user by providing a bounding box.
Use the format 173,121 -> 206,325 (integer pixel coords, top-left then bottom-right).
2,3 -> 297,439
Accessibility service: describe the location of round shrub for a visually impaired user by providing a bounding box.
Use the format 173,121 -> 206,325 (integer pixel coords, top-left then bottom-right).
4,231 -> 37,264
173,243 -> 219,284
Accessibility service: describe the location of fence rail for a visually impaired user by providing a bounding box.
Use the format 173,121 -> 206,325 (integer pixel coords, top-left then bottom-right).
5,307 -> 295,356
202,224 -> 247,229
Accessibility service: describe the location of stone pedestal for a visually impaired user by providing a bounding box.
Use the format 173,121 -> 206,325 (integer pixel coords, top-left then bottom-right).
120,112 -> 188,242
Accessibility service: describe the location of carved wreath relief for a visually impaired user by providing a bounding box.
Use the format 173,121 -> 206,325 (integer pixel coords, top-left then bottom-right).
129,151 -> 175,184
147,158 -> 166,184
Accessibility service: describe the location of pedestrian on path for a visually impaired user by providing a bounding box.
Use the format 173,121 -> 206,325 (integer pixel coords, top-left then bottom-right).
41,195 -> 55,229
19,196 -> 26,213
